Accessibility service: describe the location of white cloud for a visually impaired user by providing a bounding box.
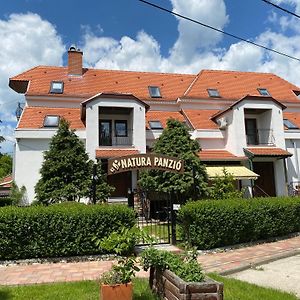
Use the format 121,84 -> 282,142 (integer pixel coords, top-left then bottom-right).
0,12 -> 65,153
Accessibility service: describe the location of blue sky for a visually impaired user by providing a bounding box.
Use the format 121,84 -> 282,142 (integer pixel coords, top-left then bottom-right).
1,0 -> 300,154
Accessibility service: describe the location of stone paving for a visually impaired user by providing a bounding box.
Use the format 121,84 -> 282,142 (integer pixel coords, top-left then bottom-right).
0,235 -> 299,286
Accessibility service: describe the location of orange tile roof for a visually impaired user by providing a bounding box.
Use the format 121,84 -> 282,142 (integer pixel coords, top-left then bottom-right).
244,147 -> 292,157
0,175 -> 12,188
18,107 -> 85,129
145,111 -> 185,129
185,70 -> 300,103
10,66 -> 195,101
96,148 -> 139,158
182,109 -> 219,130
283,112 -> 300,129
198,150 -> 246,161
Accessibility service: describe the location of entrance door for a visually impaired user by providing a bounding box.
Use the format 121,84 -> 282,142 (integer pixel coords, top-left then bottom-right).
245,119 -> 258,145
253,162 -> 276,196
99,120 -> 112,146
108,171 -> 131,197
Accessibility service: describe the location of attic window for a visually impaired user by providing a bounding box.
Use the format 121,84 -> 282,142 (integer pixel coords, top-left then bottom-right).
258,88 -> 270,96
284,119 -> 299,129
149,120 -> 163,130
44,115 -> 60,127
207,89 -> 220,98
148,86 -> 161,98
50,81 -> 64,94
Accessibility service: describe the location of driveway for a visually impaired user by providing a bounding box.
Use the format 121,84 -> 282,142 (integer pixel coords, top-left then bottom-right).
229,254 -> 300,298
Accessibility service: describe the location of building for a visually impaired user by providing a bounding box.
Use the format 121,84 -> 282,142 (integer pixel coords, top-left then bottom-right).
0,175 -> 12,199
9,47 -> 300,203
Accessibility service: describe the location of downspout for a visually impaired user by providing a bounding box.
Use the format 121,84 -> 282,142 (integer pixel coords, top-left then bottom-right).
248,157 -> 254,198
292,140 -> 300,181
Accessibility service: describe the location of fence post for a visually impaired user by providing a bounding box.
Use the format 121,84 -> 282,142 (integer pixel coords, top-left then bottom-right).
170,191 -> 177,245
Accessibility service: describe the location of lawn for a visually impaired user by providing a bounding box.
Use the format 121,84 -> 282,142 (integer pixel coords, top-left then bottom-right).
143,223 -> 181,242
0,275 -> 298,300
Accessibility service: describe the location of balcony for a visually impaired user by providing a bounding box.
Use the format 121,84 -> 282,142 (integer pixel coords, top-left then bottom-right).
246,129 -> 275,146
99,129 -> 133,146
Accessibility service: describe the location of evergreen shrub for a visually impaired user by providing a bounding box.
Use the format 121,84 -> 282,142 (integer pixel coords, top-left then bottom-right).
0,203 -> 136,260
178,197 -> 300,249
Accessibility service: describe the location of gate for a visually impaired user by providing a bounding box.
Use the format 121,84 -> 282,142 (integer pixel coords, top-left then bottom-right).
133,190 -> 173,245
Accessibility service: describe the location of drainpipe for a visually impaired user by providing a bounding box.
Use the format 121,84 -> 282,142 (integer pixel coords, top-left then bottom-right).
292,140 -> 300,181
248,157 -> 254,198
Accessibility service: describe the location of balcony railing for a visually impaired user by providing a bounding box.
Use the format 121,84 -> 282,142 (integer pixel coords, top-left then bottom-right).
99,130 -> 133,146
246,129 -> 275,146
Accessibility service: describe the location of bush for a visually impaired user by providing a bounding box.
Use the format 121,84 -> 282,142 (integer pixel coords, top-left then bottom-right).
178,197 -> 300,249
0,203 -> 136,260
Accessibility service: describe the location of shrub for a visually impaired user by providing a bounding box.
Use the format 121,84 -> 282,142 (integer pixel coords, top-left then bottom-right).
178,197 -> 300,249
0,203 -> 136,260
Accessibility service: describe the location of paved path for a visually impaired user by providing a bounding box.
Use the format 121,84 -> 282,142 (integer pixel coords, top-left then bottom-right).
0,235 -> 299,286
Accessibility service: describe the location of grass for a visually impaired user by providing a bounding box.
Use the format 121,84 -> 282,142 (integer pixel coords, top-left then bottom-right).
0,274 -> 298,300
0,278 -> 159,300
143,223 -> 181,241
209,273 -> 299,300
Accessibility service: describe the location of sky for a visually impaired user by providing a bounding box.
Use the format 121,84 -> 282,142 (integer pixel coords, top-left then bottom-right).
1,0 -> 300,154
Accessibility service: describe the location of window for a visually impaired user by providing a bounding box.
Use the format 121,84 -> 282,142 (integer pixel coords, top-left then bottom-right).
50,81 -> 64,94
115,120 -> 128,137
149,120 -> 163,130
284,119 -> 299,129
258,88 -> 270,96
44,115 -> 60,127
207,89 -> 220,97
148,86 -> 161,98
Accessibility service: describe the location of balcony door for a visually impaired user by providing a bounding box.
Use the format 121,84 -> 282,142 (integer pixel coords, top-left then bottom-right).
99,120 -> 112,146
245,118 -> 258,145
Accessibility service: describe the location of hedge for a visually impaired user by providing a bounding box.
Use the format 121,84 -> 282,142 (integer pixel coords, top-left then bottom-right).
0,202 -> 136,260
178,197 -> 300,249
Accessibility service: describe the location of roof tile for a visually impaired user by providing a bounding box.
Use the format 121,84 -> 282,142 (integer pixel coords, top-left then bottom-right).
96,148 -> 139,158
199,149 -> 246,161
146,111 -> 185,129
182,109 -> 219,129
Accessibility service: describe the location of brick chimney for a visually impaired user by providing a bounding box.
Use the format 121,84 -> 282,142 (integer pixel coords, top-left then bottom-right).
68,46 -> 83,76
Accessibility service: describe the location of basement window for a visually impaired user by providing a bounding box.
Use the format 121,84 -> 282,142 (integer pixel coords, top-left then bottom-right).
284,119 -> 299,129
148,86 -> 161,98
207,89 -> 220,98
50,81 -> 64,94
258,88 -> 270,96
149,120 -> 163,130
44,115 -> 60,127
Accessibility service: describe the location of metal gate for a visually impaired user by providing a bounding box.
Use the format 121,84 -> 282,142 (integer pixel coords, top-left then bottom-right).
133,190 -> 173,245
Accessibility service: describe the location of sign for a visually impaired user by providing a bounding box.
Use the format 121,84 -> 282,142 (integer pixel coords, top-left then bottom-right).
173,204 -> 181,211
108,153 -> 184,175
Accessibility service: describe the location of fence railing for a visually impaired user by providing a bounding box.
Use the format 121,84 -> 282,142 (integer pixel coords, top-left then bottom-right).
246,129 -> 275,146
99,130 -> 133,146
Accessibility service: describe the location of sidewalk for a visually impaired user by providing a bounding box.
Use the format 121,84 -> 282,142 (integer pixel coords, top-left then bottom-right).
0,235 -> 299,286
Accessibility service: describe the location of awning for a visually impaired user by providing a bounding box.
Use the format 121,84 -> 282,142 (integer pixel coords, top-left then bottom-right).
244,147 -> 292,158
206,166 -> 259,180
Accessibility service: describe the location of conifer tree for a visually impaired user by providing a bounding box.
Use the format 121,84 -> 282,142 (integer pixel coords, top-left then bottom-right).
35,119 -> 112,204
139,119 -> 208,202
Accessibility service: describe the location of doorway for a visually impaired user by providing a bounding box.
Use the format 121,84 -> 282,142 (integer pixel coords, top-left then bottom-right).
253,161 -> 276,196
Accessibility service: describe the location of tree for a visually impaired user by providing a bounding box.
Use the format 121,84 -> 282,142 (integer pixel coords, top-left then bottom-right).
139,119 -> 208,202
35,119 -> 113,204
0,120 -> 5,147
0,154 -> 12,179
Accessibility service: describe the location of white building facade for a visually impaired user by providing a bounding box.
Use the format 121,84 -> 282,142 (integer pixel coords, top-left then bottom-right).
9,48 -> 300,203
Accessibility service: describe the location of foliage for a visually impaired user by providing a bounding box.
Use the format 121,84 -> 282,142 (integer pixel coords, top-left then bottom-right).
178,197 -> 300,249
94,226 -> 154,256
35,119 -> 113,204
0,154 -> 12,179
0,203 -> 136,259
141,246 -> 205,282
0,119 -> 4,147
139,119 -> 208,202
9,182 -> 26,206
209,168 -> 243,200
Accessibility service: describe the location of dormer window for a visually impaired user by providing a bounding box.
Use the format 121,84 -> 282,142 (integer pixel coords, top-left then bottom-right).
258,88 -> 270,96
148,86 -> 161,98
50,81 -> 64,94
207,89 -> 220,98
149,120 -> 163,130
44,115 -> 60,127
284,119 -> 299,129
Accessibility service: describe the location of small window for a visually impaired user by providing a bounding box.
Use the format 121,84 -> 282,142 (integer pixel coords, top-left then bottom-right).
50,81 -> 64,94
44,115 -> 60,127
148,86 -> 161,98
284,119 -> 299,129
115,120 -> 128,137
258,88 -> 270,96
207,89 -> 220,97
149,120 -> 163,130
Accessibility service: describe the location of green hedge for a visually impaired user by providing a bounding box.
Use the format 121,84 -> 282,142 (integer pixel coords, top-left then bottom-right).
178,197 -> 300,249
0,203 -> 136,260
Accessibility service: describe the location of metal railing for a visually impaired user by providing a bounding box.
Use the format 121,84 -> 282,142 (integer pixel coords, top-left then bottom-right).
99,130 -> 133,146
246,129 -> 275,146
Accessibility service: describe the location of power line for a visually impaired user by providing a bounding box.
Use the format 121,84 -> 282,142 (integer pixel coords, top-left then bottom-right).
260,0 -> 300,19
139,0 -> 300,62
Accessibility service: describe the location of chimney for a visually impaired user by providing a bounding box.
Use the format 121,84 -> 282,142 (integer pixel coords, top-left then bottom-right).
68,46 -> 83,76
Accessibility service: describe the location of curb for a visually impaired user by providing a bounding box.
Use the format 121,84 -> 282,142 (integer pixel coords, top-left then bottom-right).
218,248 -> 300,276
